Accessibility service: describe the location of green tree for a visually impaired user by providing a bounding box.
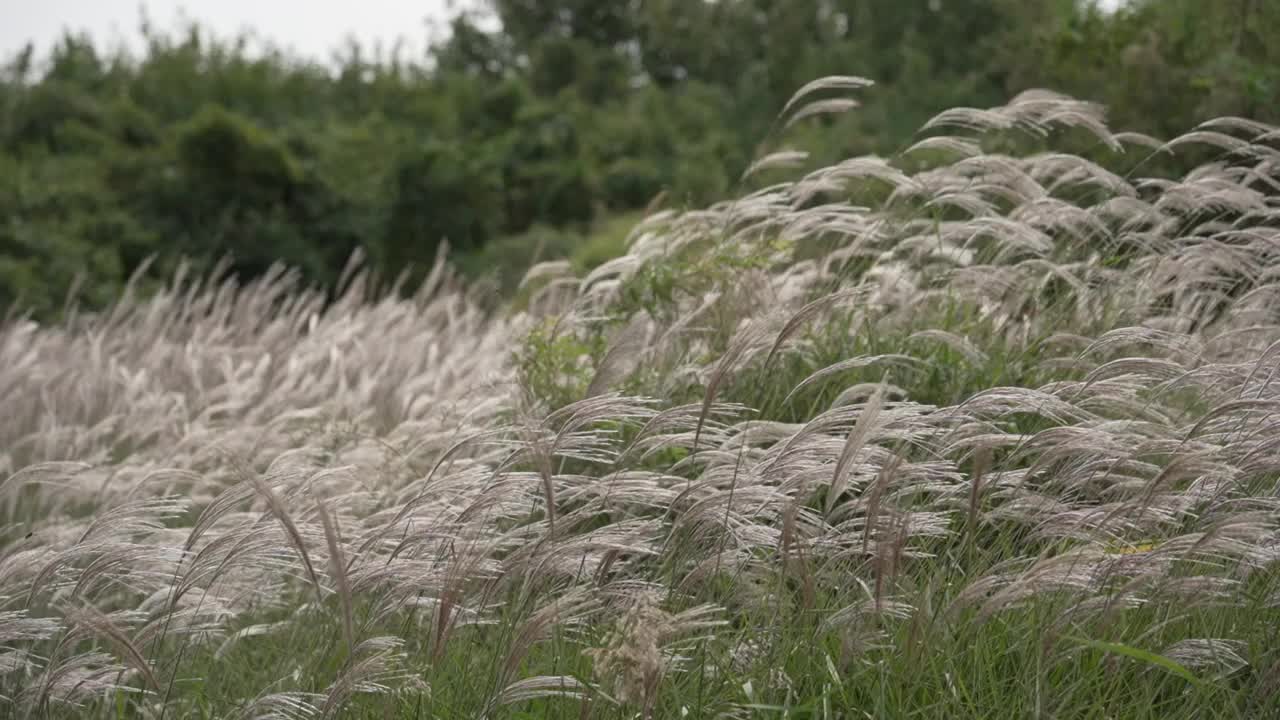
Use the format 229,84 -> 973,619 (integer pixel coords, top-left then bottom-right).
381,140 -> 501,277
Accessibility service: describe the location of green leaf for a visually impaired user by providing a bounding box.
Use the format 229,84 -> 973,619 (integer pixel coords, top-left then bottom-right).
1067,636 -> 1207,687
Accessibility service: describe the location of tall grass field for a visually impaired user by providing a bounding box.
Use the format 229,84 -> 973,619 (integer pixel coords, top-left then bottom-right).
3,78 -> 1280,719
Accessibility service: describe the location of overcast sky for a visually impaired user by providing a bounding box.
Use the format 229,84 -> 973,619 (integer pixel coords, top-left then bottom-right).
1,0 -> 470,63
3,0 -> 1126,65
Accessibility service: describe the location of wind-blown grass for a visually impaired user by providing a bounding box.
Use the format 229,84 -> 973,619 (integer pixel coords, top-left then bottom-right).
3,79 -> 1280,719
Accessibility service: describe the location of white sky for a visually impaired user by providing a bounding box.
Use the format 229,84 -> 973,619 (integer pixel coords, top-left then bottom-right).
0,0 -> 470,64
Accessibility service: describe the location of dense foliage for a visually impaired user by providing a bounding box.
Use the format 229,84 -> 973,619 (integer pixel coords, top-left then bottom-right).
1,0 -> 1277,317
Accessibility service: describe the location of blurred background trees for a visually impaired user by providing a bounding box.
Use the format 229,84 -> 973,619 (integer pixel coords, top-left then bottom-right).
1,0 -> 1276,317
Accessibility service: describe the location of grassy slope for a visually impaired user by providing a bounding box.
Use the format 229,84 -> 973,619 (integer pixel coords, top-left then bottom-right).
3,83 -> 1280,719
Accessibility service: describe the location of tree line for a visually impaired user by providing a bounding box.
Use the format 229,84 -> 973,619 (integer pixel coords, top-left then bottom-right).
1,0 -> 1275,317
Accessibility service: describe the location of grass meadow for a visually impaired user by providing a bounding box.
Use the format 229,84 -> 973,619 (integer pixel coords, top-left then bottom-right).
3,78 -> 1280,719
